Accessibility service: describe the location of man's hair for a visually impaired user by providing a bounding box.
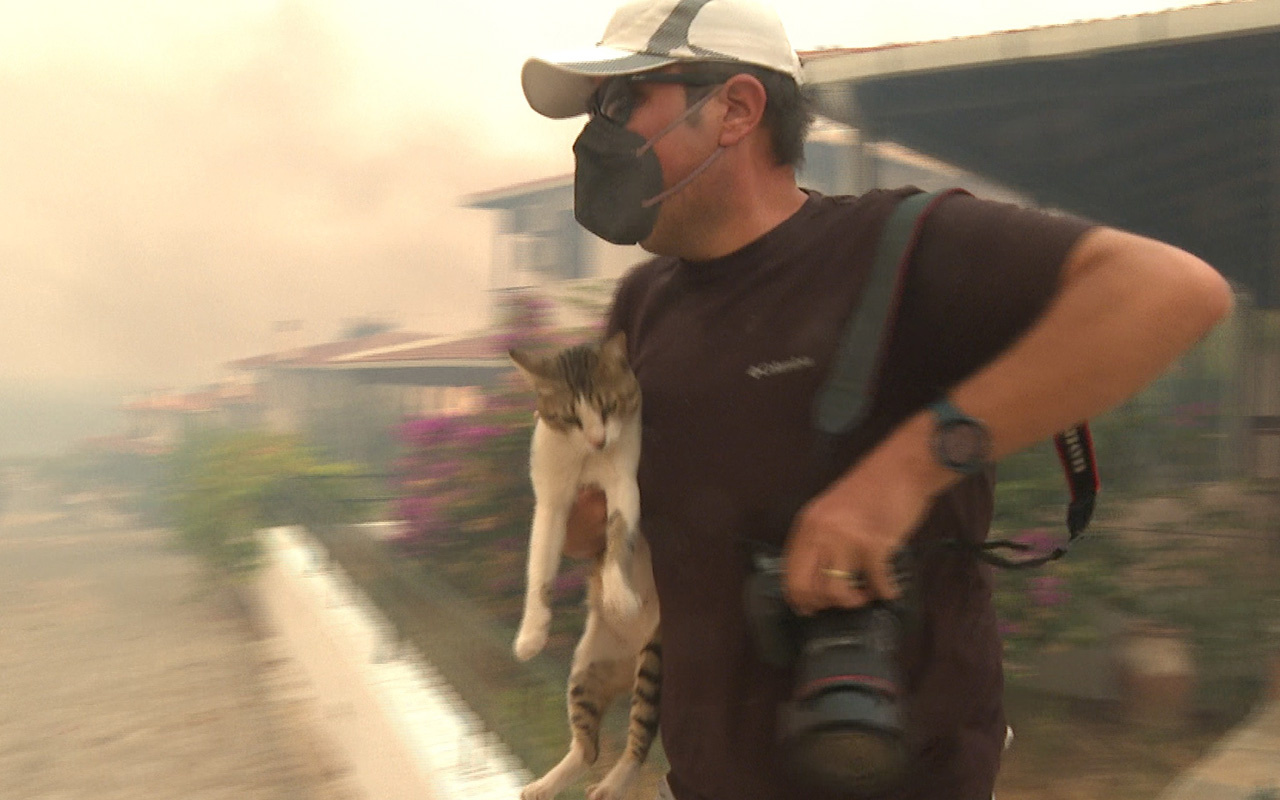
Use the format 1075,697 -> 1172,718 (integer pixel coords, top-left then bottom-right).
682,62 -> 813,169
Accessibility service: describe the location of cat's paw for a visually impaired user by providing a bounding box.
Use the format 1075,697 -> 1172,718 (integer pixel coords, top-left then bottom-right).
586,764 -> 638,800
514,622 -> 549,661
514,603 -> 551,661
521,777 -> 557,800
585,783 -> 617,800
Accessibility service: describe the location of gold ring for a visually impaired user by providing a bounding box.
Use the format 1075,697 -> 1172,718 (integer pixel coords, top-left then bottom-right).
822,568 -> 866,589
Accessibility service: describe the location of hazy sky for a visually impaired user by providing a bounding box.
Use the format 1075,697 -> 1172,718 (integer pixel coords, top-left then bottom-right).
1,0 -> 1194,401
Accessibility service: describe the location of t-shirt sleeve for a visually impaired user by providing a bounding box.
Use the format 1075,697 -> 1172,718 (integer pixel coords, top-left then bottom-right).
885,192 -> 1096,395
604,256 -> 669,356
605,270 -> 638,340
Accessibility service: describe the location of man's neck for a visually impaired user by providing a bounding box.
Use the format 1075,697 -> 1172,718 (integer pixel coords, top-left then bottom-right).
682,176 -> 809,261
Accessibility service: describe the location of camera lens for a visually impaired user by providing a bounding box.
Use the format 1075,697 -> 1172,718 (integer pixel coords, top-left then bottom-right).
786,725 -> 909,797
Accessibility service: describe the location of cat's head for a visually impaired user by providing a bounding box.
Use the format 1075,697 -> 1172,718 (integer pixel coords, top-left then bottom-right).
509,331 -> 639,451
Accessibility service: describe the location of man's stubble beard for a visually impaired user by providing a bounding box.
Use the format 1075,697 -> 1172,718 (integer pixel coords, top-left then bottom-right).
639,164 -> 730,259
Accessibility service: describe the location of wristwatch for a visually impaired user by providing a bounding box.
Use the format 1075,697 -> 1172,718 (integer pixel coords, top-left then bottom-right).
929,398 -> 992,475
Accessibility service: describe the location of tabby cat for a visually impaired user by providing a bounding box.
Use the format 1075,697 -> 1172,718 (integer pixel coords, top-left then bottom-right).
509,332 -> 662,800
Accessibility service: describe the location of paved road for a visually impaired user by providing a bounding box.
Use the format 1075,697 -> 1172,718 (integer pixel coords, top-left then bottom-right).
1158,700 -> 1280,800
0,497 -> 359,800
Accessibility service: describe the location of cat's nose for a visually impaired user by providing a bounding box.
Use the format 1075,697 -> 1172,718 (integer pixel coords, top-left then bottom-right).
590,436 -> 607,450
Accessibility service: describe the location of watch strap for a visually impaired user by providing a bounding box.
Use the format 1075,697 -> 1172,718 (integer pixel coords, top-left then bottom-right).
928,397 -> 991,475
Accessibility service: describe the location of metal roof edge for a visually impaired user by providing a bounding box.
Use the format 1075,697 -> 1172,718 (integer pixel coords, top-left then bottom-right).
802,0 -> 1280,84
330,333 -> 481,362
461,174 -> 574,209
297,359 -> 513,371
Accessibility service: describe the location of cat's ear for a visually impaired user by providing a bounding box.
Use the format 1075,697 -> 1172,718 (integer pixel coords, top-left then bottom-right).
599,331 -> 628,366
509,348 -> 550,385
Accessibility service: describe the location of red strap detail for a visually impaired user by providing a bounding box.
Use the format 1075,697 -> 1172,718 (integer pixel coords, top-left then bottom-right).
797,674 -> 900,700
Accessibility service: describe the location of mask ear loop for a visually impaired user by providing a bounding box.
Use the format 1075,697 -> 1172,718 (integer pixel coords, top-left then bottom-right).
636,86 -> 726,209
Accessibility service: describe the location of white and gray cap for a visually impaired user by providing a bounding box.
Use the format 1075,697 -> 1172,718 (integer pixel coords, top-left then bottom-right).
522,0 -> 804,119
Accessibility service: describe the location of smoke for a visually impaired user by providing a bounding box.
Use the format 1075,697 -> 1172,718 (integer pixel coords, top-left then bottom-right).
0,1 -> 542,395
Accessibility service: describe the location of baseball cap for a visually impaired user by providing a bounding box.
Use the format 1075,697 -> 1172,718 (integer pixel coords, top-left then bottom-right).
522,0 -> 803,119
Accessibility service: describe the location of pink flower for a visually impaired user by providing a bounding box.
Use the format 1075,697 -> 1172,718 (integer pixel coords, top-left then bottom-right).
458,425 -> 508,444
999,621 -> 1024,637
1013,528 -> 1061,558
399,416 -> 461,445
1029,575 -> 1069,608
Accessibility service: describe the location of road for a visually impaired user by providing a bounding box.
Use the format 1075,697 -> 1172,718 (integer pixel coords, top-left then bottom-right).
0,491 -> 360,800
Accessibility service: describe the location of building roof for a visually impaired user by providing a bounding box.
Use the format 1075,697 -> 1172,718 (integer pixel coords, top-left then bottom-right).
122,392 -> 211,413
329,332 -> 510,367
797,0 -> 1280,307
461,174 -> 574,211
798,1 -> 1276,83
122,381 -> 257,413
228,330 -> 433,371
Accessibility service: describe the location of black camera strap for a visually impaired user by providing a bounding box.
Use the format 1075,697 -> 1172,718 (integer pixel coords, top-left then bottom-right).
814,189 -> 1100,570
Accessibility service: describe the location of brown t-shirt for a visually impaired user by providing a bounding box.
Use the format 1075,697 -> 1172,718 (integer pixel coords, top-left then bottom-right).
606,188 -> 1093,800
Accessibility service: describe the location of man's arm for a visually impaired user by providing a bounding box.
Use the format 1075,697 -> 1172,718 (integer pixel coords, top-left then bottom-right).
783,226 -> 1234,614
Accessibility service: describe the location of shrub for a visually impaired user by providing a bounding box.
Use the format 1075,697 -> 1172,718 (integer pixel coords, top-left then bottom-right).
168,430 -> 359,579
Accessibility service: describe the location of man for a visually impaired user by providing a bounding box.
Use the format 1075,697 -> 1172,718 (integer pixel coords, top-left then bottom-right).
521,0 -> 1233,798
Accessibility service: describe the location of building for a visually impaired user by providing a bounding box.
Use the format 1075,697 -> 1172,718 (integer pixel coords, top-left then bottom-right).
226,330 -> 515,465
799,0 -> 1280,476
121,381 -> 259,453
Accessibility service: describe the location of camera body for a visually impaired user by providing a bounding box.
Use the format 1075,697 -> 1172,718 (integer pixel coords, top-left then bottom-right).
745,553 -> 913,798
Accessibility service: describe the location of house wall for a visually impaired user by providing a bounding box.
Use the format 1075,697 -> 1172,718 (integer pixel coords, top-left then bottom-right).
254,370 -> 485,466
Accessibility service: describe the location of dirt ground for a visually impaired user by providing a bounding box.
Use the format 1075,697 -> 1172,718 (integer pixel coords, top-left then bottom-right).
994,689 -> 1224,800
0,499 -> 361,800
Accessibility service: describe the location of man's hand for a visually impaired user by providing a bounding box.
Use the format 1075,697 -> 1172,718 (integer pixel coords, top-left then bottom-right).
564,486 -> 608,560
782,415 -> 945,616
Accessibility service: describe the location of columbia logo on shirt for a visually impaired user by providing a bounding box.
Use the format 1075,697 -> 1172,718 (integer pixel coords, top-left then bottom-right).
746,356 -> 816,380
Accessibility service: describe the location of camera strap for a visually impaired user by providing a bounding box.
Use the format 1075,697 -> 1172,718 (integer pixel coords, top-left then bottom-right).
813,189 -> 1100,570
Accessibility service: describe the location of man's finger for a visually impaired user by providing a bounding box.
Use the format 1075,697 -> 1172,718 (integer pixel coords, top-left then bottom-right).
863,557 -> 901,602
821,567 -> 870,609
782,542 -> 825,616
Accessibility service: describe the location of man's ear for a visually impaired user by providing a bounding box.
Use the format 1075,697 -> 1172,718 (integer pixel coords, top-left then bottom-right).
717,73 -> 767,148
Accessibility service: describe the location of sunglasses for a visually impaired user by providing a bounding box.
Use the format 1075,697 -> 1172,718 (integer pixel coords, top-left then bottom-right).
587,73 -> 726,125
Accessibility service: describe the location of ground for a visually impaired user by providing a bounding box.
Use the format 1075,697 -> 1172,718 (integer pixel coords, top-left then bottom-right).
0,502 -> 359,800
995,687 -> 1227,800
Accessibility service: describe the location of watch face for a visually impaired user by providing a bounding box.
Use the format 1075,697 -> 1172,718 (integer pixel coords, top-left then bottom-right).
938,420 -> 991,468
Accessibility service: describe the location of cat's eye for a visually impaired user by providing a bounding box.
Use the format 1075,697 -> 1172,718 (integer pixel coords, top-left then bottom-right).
564,414 -> 582,427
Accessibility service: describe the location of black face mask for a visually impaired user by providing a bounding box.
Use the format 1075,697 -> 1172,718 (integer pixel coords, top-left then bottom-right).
572,115 -> 664,246
572,88 -> 724,246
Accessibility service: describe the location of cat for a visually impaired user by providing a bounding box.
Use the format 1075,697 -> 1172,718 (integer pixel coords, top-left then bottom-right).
509,331 -> 662,800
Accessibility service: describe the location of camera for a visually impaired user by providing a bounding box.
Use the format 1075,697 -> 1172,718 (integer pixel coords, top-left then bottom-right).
745,551 -> 913,798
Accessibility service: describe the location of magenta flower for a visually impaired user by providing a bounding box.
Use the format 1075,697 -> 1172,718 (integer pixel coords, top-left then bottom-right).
1013,528 -> 1060,558
399,416 -> 462,445
998,621 -> 1024,637
1029,575 -> 1069,608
